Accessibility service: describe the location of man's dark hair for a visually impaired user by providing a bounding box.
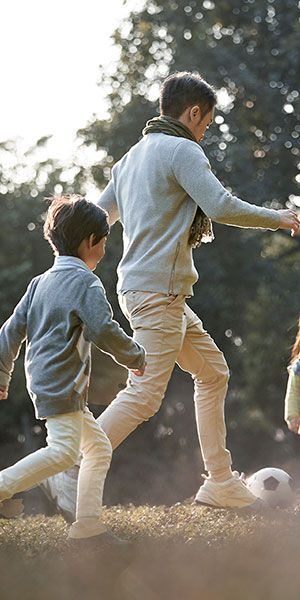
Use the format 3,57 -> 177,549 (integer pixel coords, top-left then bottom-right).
160,71 -> 217,119
44,195 -> 109,256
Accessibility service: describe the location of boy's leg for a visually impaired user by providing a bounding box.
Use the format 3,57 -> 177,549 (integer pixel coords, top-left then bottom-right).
68,408 -> 112,539
97,291 -> 186,449
176,305 -> 257,508
0,411 -> 82,502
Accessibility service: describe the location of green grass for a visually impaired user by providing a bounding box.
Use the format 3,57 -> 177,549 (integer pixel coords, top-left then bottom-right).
1,503 -> 300,600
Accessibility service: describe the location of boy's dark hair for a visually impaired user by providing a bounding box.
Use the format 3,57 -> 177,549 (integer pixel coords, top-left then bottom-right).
160,71 -> 217,119
44,195 -> 109,256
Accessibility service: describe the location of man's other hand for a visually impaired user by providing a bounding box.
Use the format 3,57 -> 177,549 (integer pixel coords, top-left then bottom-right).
131,362 -> 147,377
278,209 -> 300,237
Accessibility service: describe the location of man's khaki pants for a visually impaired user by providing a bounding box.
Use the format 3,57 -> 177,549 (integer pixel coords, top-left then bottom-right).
98,292 -> 232,477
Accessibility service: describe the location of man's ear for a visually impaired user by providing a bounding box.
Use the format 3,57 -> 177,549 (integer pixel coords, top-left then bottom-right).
190,105 -> 202,121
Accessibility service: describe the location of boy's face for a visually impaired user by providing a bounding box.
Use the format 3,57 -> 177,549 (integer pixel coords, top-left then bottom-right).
88,236 -> 107,271
78,235 -> 107,271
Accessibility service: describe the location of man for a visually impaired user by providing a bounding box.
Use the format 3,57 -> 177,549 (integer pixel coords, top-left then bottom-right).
41,72 -> 299,517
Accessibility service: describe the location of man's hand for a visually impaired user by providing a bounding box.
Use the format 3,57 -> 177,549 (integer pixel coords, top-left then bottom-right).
286,416 -> 300,434
0,389 -> 8,401
278,209 -> 300,237
131,362 -> 147,377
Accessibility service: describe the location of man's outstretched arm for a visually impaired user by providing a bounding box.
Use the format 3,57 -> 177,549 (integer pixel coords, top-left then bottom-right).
172,140 -> 299,235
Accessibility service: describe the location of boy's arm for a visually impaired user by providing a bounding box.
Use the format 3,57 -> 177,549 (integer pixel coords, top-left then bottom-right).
172,141 -> 281,230
78,278 -> 145,370
96,179 -> 119,226
0,283 -> 33,391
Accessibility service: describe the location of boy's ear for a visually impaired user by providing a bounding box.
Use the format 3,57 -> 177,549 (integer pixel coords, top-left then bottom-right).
87,233 -> 95,248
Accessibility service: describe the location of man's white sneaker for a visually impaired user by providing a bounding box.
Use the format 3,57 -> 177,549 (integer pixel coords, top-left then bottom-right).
195,471 -> 262,509
39,466 -> 78,523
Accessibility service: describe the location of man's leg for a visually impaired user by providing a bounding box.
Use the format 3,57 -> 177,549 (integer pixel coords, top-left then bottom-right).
177,305 -> 231,479
176,304 -> 258,508
97,291 -> 187,449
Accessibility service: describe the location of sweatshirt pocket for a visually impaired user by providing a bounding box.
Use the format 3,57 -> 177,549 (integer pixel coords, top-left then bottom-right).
168,242 -> 180,295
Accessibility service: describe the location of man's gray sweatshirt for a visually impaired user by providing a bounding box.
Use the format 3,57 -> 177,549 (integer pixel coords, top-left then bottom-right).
98,133 -> 281,296
0,257 -> 145,419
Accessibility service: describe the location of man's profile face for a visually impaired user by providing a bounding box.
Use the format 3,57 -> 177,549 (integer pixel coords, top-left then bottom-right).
194,108 -> 214,142
178,104 -> 215,142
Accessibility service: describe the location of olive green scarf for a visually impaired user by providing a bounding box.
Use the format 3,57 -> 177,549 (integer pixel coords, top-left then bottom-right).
142,115 -> 214,247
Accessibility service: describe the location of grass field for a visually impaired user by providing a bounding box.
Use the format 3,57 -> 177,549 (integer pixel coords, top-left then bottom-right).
1,501 -> 300,600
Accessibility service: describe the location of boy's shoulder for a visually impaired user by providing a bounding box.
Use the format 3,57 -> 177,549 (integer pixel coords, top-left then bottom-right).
85,272 -> 105,291
68,268 -> 105,295
26,272 -> 46,296
31,265 -> 104,302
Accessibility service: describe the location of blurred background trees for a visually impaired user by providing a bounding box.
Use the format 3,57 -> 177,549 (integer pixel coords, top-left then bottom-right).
0,0 -> 299,504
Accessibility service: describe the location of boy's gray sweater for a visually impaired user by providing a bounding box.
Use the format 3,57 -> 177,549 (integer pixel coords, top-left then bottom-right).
98,133 -> 281,296
0,257 -> 145,419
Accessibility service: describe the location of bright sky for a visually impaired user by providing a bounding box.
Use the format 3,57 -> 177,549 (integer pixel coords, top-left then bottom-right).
1,0 -> 144,159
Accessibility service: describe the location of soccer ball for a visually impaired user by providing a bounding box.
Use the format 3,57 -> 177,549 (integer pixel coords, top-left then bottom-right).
246,467 -> 296,508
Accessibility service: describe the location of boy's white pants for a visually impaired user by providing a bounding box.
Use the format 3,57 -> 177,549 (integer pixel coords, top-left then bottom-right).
0,407 -> 112,539
98,292 -> 232,478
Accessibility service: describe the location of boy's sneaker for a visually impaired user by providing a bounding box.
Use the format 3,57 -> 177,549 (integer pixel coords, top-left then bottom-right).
69,530 -> 131,550
195,471 -> 263,509
0,498 -> 24,518
39,466 -> 78,523
69,531 -> 134,569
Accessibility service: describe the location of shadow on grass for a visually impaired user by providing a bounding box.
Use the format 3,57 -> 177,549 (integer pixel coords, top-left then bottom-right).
1,533 -> 300,600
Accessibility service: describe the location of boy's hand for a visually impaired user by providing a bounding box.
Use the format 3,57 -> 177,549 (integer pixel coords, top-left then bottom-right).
287,416 -> 300,434
131,362 -> 146,377
278,209 -> 300,237
0,389 -> 8,401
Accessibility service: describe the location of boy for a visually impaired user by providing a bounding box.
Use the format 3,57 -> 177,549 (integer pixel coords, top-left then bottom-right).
0,195 -> 145,546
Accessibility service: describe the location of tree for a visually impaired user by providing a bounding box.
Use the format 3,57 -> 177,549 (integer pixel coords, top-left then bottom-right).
1,0 -> 299,502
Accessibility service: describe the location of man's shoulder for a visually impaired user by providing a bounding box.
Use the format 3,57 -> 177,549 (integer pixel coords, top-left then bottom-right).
170,138 -> 208,173
124,134 -> 202,154
170,137 -> 206,155
139,135 -> 206,166
144,133 -> 201,150
113,135 -> 207,179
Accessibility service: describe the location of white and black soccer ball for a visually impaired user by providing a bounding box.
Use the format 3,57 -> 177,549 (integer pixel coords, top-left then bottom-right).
246,467 -> 296,508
